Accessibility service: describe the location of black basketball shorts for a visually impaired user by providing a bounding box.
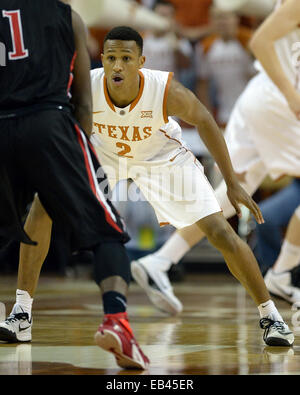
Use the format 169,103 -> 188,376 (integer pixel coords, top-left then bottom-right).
0,107 -> 129,250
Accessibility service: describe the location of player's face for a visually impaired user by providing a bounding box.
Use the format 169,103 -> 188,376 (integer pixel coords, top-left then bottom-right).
102,40 -> 145,89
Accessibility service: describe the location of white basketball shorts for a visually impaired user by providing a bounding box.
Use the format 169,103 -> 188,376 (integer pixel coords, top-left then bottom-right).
225,72 -> 300,180
93,146 -> 221,229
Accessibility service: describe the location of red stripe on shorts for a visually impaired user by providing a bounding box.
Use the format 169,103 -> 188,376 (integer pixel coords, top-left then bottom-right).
74,124 -> 123,234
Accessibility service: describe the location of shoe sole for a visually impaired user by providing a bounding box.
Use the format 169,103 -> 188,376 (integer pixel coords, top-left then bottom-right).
0,327 -> 31,343
95,330 -> 148,370
131,261 -> 182,316
264,337 -> 294,347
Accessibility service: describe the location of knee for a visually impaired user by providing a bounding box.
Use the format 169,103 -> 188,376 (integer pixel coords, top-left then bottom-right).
206,223 -> 240,254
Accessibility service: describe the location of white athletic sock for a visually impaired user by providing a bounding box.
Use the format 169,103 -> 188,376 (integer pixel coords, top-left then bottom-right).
15,289 -> 33,318
258,300 -> 283,322
273,240 -> 300,274
154,232 -> 190,268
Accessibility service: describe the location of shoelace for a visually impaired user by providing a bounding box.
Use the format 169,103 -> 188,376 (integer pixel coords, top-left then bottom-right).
5,312 -> 29,324
259,318 -> 286,341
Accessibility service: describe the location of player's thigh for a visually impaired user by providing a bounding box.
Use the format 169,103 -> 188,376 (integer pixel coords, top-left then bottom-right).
196,211 -> 239,252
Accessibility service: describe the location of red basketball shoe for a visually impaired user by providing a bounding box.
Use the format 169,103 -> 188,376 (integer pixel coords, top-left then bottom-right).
95,312 -> 149,370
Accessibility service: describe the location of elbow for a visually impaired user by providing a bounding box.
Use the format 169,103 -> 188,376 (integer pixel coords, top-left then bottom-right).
249,32 -> 269,58
249,34 -> 260,56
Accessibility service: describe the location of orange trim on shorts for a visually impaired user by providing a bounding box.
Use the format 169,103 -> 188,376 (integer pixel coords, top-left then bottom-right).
275,174 -> 288,182
159,128 -> 188,161
159,128 -> 182,146
274,173 -> 300,182
163,72 -> 174,123
129,71 -> 145,112
103,76 -> 116,112
159,222 -> 170,227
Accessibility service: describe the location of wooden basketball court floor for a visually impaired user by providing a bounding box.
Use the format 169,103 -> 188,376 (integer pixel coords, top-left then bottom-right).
0,273 -> 299,375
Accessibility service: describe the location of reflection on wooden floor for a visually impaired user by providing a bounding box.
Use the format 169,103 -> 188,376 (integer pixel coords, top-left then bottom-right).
0,273 -> 299,375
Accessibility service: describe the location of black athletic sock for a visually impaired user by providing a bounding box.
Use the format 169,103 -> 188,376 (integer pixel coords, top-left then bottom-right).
102,291 -> 127,314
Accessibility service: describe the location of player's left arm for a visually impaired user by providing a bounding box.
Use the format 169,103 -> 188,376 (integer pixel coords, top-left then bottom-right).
166,78 -> 264,224
250,0 -> 300,117
70,10 -> 93,137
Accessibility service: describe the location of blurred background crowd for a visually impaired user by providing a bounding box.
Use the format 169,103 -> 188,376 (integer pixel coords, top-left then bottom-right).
1,0 -> 299,286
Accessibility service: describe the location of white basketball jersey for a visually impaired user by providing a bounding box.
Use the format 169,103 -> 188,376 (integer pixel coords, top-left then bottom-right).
90,68 -> 185,161
255,0 -> 300,89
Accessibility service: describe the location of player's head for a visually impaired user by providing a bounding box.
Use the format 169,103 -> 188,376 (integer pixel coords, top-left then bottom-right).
104,26 -> 144,56
102,26 -> 145,88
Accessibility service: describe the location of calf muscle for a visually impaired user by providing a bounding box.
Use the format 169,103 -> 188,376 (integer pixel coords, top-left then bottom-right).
18,196 -> 52,297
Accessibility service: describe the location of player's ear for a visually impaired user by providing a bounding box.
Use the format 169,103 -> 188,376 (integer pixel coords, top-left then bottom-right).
139,55 -> 146,69
101,53 -> 104,63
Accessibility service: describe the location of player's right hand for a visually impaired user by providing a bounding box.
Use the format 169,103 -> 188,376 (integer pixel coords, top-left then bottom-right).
226,182 -> 265,225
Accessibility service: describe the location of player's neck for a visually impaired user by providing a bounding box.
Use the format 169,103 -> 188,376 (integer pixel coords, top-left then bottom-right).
106,74 -> 141,108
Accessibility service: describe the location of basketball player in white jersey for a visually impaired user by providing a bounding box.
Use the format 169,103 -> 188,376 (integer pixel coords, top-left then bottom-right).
250,0 -> 300,302
132,0 -> 300,310
265,205 -> 300,299
0,26 -> 294,347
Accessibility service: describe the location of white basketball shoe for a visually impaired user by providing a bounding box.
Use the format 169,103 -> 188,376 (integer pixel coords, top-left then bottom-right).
131,255 -> 183,315
264,269 -> 300,304
0,304 -> 32,342
260,317 -> 294,347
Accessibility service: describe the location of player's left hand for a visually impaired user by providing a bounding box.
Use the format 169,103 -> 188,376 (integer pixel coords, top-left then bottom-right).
226,182 -> 265,225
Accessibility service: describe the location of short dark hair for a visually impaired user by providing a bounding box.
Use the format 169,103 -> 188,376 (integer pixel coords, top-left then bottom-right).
104,26 -> 143,55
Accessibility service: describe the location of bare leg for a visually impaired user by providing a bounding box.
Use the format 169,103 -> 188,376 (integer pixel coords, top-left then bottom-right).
282,208 -> 300,246
18,196 -> 130,300
272,206 -> 300,274
100,276 -> 128,296
197,212 -> 270,305
18,195 -> 52,297
177,223 -> 203,248
155,163 -> 268,264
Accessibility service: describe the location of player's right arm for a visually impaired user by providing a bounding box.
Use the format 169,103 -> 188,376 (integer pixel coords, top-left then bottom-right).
250,0 -> 300,119
70,10 -> 93,137
166,78 -> 264,224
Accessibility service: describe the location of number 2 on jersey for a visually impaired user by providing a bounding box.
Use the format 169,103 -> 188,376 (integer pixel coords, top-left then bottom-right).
116,142 -> 133,158
2,10 -> 29,60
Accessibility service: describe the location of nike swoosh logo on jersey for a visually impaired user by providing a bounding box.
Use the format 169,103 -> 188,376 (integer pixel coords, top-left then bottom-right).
93,110 -> 105,114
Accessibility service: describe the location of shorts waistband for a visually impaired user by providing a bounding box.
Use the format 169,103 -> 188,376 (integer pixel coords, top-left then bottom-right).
0,103 -> 72,119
